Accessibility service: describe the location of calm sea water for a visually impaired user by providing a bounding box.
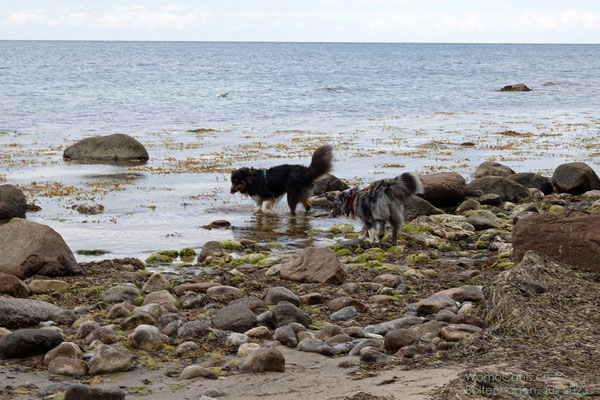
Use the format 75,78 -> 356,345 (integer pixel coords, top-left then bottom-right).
1,41 -> 599,263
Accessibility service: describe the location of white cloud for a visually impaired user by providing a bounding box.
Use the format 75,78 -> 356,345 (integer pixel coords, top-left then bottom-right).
4,9 -> 47,25
98,5 -> 209,30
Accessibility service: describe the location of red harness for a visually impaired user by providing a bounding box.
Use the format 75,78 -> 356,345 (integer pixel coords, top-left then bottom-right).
350,186 -> 372,217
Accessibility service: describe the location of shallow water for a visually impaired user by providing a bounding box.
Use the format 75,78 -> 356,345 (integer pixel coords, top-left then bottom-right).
1,41 -> 599,264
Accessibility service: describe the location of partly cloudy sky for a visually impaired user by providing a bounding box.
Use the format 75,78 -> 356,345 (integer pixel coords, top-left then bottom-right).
1,0 -> 600,43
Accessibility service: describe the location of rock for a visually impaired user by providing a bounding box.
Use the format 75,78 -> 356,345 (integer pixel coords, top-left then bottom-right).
107,304 -> 131,319
64,383 -> 125,400
508,172 -> 553,194
384,329 -> 419,353
237,343 -> 260,357
404,196 -> 443,221
245,326 -> 271,339
474,161 -> 516,179
551,162 -> 600,194
198,241 -> 225,262
76,201 -> 104,215
273,302 -> 312,328
327,297 -> 368,312
419,172 -> 468,207
466,210 -> 503,230
134,303 -> 167,320
349,339 -> 383,356
373,273 -> 401,288
455,198 -> 480,215
265,286 -> 300,306
206,285 -> 242,299
0,184 -> 27,220
412,320 -> 442,338
175,341 -> 199,356
142,273 -> 171,293
298,339 -> 335,356
144,290 -> 176,308
228,332 -> 250,347
0,220 -> 79,279
325,333 -> 353,347
360,348 -> 394,365
48,357 -> 89,376
121,311 -> 155,330
435,285 -> 484,302
467,176 -> 528,202
0,272 -> 30,297
231,296 -> 269,315
29,279 -> 69,294
88,344 -> 134,375
299,293 -> 323,305
274,325 -> 298,347
76,321 -> 101,339
0,297 -> 73,328
513,212 -> 600,272
499,83 -> 531,91
203,389 -> 227,398
415,295 -> 457,315
238,347 -> 285,372
343,326 -> 366,338
44,342 -> 82,364
127,327 -> 168,349
435,309 -> 457,323
177,321 -> 209,341
479,193 -> 502,206
0,328 -> 63,359
440,323 -> 482,341
319,325 -> 344,341
180,365 -> 218,380
63,133 -> 148,162
213,304 -> 257,332
312,174 -> 348,196
279,247 -> 346,285
84,327 -> 118,345
173,282 -> 218,296
102,284 -> 141,303
330,306 -> 357,322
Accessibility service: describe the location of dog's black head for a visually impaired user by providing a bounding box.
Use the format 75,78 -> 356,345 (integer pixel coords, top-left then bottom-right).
230,167 -> 254,194
331,188 -> 354,217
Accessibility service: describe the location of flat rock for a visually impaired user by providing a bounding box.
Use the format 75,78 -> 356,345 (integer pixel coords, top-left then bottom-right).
298,339 -> 335,356
415,295 -> 457,315
0,328 -> 63,359
63,133 -> 148,162
173,282 -> 218,296
88,344 -> 134,375
180,365 -> 218,380
29,279 -> 69,294
440,323 -> 482,341
0,297 -> 72,328
279,247 -> 346,285
64,383 -> 125,400
0,220 -> 79,279
48,357 -> 89,376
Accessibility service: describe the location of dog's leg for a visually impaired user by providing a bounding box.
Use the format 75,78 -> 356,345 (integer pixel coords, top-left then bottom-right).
377,221 -> 386,241
261,199 -> 276,215
390,207 -> 404,246
287,197 -> 298,216
358,225 -> 368,240
252,196 -> 263,213
302,199 -> 311,213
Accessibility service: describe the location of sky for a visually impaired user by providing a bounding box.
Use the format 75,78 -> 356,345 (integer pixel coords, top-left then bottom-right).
1,1 -> 600,43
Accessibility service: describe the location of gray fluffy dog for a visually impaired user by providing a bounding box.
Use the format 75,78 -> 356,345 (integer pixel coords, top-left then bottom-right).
331,173 -> 423,245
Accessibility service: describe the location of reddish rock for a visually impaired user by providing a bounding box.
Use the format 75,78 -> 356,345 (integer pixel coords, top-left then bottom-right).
279,247 -> 346,285
513,212 -> 600,272
419,172 -> 468,207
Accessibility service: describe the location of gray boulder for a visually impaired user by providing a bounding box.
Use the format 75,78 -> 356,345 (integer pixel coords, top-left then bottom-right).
212,304 -> 257,332
551,162 -> 600,194
265,286 -> 300,306
507,172 -> 553,195
63,133 -> 148,163
0,184 -> 27,220
474,161 -> 515,179
0,297 -> 74,328
0,220 -> 79,279
467,176 -> 528,202
419,172 -> 468,207
0,328 -> 63,359
404,196 -> 443,221
273,302 -> 312,328
312,174 -> 348,196
88,344 -> 134,375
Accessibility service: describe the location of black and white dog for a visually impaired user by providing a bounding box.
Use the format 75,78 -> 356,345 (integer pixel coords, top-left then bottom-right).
331,173 -> 423,245
230,145 -> 333,215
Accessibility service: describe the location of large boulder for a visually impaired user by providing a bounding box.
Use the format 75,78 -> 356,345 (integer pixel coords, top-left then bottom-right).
63,133 -> 148,163
419,173 -> 468,207
473,161 -> 515,179
0,328 -> 63,359
279,247 -> 346,285
499,83 -> 531,92
212,304 -> 257,333
507,172 -> 553,195
467,176 -> 528,203
551,162 -> 600,194
0,184 -> 27,220
312,174 -> 348,196
513,212 -> 600,272
0,297 -> 74,328
0,220 -> 79,279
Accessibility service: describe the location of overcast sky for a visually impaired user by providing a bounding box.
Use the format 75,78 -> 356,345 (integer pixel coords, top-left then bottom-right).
1,0 -> 600,43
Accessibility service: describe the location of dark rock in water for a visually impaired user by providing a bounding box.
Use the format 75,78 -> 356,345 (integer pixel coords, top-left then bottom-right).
273,301 -> 312,328
312,174 -> 348,196
551,162 -> 600,194
499,83 -> 531,91
0,297 -> 73,328
64,384 -> 125,400
0,328 -> 63,359
467,176 -> 528,202
405,195 -> 443,221
474,161 -> 516,179
298,338 -> 335,356
63,133 -> 148,163
212,304 -> 257,332
0,220 -> 80,279
0,272 -> 30,297
238,347 -> 285,373
513,212 -> 600,272
508,172 -> 553,194
265,286 -> 300,306
207,220 -> 231,228
419,172 -> 468,207
0,184 -> 27,220
279,247 -> 346,285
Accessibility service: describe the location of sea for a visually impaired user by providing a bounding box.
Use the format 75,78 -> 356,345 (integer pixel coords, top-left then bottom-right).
1,41 -> 599,265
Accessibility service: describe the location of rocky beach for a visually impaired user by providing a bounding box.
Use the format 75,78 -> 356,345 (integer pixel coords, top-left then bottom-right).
1,130 -> 600,400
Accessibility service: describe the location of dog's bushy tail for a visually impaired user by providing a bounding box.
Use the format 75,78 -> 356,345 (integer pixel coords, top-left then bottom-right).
377,172 -> 423,201
396,172 -> 423,196
308,144 -> 333,179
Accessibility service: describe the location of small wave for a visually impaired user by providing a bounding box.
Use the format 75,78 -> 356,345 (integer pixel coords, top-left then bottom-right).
321,86 -> 347,93
216,91 -> 229,98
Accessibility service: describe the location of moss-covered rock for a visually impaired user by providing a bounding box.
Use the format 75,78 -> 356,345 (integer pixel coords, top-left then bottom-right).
335,248 -> 353,257
387,245 -> 406,255
221,240 -> 242,250
405,252 -> 430,264
145,253 -> 174,264
179,248 -> 196,257
158,250 -> 179,258
328,223 -> 355,234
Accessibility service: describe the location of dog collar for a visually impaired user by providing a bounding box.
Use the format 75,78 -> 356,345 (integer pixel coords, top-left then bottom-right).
263,170 -> 269,185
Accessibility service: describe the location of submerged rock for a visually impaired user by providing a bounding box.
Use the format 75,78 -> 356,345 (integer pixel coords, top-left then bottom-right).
499,83 -> 531,91
63,133 -> 148,163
